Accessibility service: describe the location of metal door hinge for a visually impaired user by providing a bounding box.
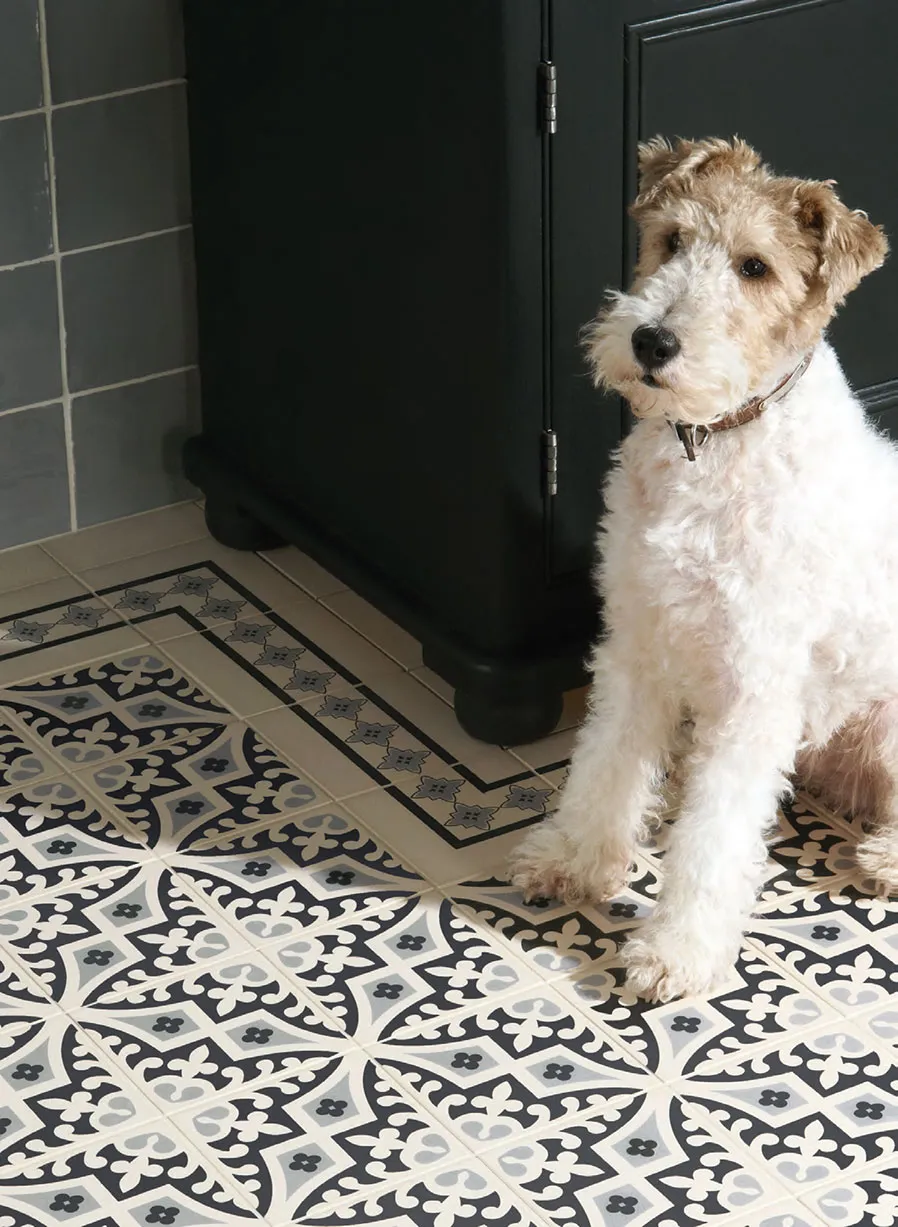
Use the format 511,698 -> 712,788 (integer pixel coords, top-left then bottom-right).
543,429 -> 558,496
538,61 -> 557,134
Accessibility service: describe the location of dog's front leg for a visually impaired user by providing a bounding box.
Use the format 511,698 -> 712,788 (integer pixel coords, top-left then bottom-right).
508,642 -> 674,905
622,701 -> 802,1001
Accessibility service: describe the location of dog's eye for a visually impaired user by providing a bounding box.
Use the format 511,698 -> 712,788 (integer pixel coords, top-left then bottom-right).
740,257 -> 768,279
666,230 -> 681,254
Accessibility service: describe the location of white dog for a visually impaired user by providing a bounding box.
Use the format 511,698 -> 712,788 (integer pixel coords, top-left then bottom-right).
509,136 -> 893,1002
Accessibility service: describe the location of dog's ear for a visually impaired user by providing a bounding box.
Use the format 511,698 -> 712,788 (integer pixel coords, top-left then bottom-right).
633,136 -> 761,215
791,180 -> 889,304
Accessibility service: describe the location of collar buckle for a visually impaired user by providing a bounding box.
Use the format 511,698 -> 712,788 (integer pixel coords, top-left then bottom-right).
673,422 -> 709,462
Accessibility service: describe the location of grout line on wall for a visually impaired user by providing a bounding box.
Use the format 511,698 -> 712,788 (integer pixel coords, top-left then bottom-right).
0,78 -> 187,127
37,0 -> 77,533
71,365 -> 199,400
0,225 -> 193,276
0,367 -> 199,422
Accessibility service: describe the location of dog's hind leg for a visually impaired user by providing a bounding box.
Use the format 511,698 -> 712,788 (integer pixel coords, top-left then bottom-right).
508,641 -> 675,906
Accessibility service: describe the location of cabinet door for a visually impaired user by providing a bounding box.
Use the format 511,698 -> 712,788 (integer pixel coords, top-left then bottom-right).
550,0 -> 898,580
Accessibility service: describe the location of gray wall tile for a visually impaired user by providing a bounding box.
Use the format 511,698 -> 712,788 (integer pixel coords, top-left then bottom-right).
54,85 -> 191,250
0,114 -> 52,264
45,0 -> 184,104
62,230 -> 197,392
0,404 -> 70,547
73,369 -> 199,526
0,0 -> 43,117
0,262 -> 62,410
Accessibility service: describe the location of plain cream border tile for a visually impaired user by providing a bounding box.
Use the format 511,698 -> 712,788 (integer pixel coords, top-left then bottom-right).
251,704 -> 380,802
0,574 -> 107,621
43,503 -> 208,573
343,786 -> 527,888
159,631 -> 292,721
261,544 -> 348,599
322,589 -> 423,669
0,545 -> 67,594
410,665 -> 454,705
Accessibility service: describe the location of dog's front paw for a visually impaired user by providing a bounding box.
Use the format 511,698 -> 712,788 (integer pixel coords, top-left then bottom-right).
508,822 -> 630,906
857,832 -> 898,898
621,926 -> 736,1003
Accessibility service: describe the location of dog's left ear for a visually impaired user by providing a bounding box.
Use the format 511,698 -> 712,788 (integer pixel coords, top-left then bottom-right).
792,180 -> 889,304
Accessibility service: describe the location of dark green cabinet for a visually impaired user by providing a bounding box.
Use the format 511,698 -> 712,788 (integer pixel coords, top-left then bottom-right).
183,0 -> 898,743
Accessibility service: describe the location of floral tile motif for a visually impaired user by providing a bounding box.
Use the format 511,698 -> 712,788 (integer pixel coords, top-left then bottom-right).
170,809 -> 425,943
371,988 -> 651,1147
0,865 -> 249,1008
681,1025 -> 898,1192
97,561 -> 261,634
171,1050 -> 465,1225
759,798 -> 858,904
0,1122 -> 261,1224
267,893 -> 542,1044
0,652 -> 230,769
451,869 -> 833,1080
75,954 -> 349,1109
0,722 -> 59,791
483,1089 -> 784,1227
749,884 -> 898,1014
0,775 -> 150,906
289,1158 -> 542,1227
803,1161 -> 898,1227
0,594 -> 121,658
0,1009 -> 158,1173
83,723 -> 323,850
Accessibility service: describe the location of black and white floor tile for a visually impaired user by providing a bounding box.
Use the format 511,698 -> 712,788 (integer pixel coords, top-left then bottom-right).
0,508 -> 893,1224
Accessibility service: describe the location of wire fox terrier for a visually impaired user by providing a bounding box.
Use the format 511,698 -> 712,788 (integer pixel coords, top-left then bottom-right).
510,136 -> 892,1002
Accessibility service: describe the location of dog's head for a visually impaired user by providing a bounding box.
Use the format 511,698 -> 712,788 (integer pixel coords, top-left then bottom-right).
585,136 -> 888,425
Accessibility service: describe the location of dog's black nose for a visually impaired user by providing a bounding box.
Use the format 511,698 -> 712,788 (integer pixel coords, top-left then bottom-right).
631,324 -> 681,370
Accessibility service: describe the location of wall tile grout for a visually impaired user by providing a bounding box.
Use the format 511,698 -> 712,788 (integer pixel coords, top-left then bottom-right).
0,76 -> 186,125
36,0 -> 76,532
0,222 -> 193,276
0,364 -> 200,423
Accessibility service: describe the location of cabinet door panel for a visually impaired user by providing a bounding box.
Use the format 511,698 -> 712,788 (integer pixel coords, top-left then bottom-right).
551,0 -> 898,581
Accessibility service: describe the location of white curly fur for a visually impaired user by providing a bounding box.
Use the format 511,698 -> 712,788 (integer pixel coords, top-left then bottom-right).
509,139 -> 896,1001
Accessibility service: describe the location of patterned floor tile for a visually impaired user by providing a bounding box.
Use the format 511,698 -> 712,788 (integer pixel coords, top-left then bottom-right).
170,1049 -> 468,1225
0,721 -> 61,791
0,864 -> 251,1008
452,866 -> 834,1080
481,1086 -> 785,1227
0,650 -> 230,770
0,1006 -> 159,1174
371,986 -> 652,1148
75,953 -> 350,1111
680,1022 -> 898,1192
802,1161 -> 898,1227
266,892 -> 543,1044
0,1121 -> 263,1224
0,577 -> 125,659
0,774 -> 151,906
80,722 -> 325,851
749,879 -> 898,1014
290,1158 -> 544,1226
169,804 -> 425,943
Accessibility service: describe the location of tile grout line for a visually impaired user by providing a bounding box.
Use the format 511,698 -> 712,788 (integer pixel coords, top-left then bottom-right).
0,366 -> 200,425
36,0 -> 77,533
0,77 -> 186,126
0,222 -> 193,277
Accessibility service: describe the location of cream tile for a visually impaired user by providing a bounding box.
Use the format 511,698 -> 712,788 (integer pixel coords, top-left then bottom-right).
411,664 -> 454,704
160,630 -> 292,720
261,543 -> 348,598
343,786 -> 530,887
279,600 -> 404,685
251,704 -> 380,801
0,545 -> 66,594
323,589 -> 423,669
511,724 -> 577,773
43,502 -> 208,572
366,669 -> 526,782
82,539 -> 312,640
0,623 -> 148,687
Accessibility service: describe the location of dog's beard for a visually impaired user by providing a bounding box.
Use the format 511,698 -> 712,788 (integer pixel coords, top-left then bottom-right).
583,292 -> 752,426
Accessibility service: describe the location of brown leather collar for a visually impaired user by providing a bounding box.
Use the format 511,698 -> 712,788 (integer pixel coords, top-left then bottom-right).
670,351 -> 814,460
